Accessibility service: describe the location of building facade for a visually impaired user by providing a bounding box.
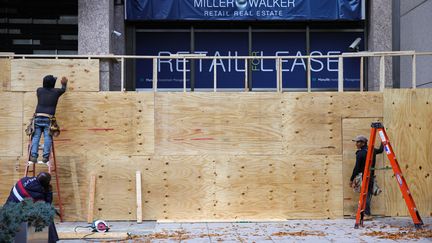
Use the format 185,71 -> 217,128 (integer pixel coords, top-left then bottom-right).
2,0 -> 430,90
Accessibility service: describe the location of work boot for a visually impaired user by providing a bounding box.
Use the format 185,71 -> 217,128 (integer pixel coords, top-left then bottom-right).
30,156 -> 37,163
42,157 -> 49,163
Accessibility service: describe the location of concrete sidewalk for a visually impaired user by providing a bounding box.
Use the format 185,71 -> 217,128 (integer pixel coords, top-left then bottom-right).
57,217 -> 432,242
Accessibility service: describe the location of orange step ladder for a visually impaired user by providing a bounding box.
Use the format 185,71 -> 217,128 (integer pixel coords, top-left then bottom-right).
354,122 -> 423,229
24,135 -> 64,222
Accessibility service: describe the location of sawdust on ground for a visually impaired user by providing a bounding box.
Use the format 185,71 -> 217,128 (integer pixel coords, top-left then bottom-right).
272,230 -> 327,237
363,228 -> 432,240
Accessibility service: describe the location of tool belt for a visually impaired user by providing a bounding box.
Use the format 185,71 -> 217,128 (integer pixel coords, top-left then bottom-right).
353,173 -> 382,196
25,113 -> 61,137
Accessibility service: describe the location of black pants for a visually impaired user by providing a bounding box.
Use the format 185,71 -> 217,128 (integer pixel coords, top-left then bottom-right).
49,221 -> 59,242
365,178 -> 374,215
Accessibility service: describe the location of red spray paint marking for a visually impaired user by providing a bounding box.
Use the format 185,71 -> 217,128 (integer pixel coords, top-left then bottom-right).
53,139 -> 71,142
87,128 -> 114,131
190,138 -> 214,141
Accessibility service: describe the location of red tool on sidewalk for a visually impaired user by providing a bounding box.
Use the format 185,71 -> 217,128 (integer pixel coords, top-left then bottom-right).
354,122 -> 423,229
24,136 -> 64,222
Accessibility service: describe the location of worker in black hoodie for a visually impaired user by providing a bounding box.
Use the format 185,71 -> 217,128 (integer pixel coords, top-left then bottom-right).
5,172 -> 59,242
30,75 -> 67,163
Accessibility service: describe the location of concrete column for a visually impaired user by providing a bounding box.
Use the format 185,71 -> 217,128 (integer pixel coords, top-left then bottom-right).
400,0 -> 432,88
368,0 -> 393,91
78,0 -> 114,91
110,2 -> 126,91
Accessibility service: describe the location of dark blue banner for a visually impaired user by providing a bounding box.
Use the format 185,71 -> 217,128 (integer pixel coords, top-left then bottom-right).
126,0 -> 363,21
135,31 -> 364,90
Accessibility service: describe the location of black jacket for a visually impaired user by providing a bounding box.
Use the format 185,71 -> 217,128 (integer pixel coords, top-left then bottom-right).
350,143 -> 384,182
35,78 -> 67,115
6,177 -> 53,204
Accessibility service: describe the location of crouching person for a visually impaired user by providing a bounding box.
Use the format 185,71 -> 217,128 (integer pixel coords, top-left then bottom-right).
6,172 -> 59,242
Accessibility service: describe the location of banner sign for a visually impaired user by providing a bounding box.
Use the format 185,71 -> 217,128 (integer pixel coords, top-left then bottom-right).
126,0 -> 363,21
135,31 -> 364,90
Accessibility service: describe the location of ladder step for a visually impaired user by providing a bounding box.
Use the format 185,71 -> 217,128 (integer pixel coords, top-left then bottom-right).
27,161 -> 51,165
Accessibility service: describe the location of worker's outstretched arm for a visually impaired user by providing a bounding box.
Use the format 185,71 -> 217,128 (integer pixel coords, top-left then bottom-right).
374,142 -> 384,154
57,76 -> 68,95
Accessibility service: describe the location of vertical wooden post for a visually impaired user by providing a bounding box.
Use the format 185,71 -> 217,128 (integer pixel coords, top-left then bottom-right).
338,56 -> 344,92
412,54 -> 416,89
136,171 -> 142,223
120,57 -> 125,92
360,56 -> 364,92
213,58 -> 217,92
379,56 -> 385,92
153,58 -> 158,92
87,175 -> 96,223
276,58 -> 280,92
183,58 -> 187,92
244,59 -> 248,92
307,57 -> 311,92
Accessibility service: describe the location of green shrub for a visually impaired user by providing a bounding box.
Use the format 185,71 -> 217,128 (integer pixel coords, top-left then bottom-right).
0,199 -> 55,242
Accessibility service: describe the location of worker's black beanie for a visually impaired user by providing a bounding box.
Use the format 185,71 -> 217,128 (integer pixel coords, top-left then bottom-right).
43,75 -> 57,88
37,172 -> 51,190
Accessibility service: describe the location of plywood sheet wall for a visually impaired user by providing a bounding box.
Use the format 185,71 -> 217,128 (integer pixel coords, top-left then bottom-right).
10,59 -> 99,92
383,89 -> 432,217
0,91 -> 392,221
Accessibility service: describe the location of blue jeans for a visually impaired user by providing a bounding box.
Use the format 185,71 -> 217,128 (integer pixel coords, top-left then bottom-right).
31,117 -> 52,159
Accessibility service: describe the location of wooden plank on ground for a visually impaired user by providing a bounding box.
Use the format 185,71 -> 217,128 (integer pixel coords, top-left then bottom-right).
87,175 -> 96,223
383,89 -> 432,217
0,92 -> 23,156
11,59 -> 99,92
58,232 -> 129,240
342,117 -> 385,216
136,171 -> 142,223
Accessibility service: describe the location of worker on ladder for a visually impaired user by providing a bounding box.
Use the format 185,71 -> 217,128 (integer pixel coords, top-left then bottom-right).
27,75 -> 67,163
350,135 -> 384,220
4,172 -> 59,242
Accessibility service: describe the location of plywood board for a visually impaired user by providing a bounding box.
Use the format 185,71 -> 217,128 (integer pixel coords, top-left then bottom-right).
0,157 -> 21,203
0,59 -> 11,91
0,92 -> 23,156
23,92 -> 154,158
84,154 -> 342,221
213,155 -> 343,220
155,93 -> 283,155
383,89 -> 432,217
342,118 -> 385,216
281,92 -> 383,156
11,59 -> 99,92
